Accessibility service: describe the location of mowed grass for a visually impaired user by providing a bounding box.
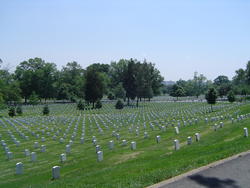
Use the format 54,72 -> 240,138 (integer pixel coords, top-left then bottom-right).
0,101 -> 250,188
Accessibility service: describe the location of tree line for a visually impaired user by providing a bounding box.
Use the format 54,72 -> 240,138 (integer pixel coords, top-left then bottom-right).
164,61 -> 250,100
0,58 -> 164,108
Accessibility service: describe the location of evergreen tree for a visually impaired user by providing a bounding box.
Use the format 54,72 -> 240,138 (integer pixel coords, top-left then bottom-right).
227,90 -> 236,103
16,105 -> 23,115
29,91 -> 39,105
115,99 -> 124,109
205,88 -> 218,111
43,105 -> 50,115
77,100 -> 85,110
84,68 -> 105,108
95,100 -> 102,109
8,106 -> 16,117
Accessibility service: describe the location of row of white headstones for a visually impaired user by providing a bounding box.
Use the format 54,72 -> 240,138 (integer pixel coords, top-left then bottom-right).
13,127 -> 249,180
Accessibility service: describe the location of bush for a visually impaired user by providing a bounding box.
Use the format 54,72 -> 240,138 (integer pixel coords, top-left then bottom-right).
16,105 -> 23,115
227,91 -> 236,103
8,106 -> 16,117
107,93 -> 115,100
29,91 -> 39,105
43,105 -> 50,115
95,100 -> 102,109
115,99 -> 124,109
77,100 -> 85,110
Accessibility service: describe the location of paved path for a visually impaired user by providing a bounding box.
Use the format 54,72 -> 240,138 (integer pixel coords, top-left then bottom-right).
149,151 -> 250,188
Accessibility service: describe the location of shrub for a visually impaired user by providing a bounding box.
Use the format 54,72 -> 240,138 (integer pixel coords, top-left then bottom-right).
227,90 -> 236,103
77,100 -> 85,110
115,99 -> 124,109
107,93 -> 115,100
16,105 -> 23,115
43,105 -> 50,115
95,100 -> 102,109
8,106 -> 16,117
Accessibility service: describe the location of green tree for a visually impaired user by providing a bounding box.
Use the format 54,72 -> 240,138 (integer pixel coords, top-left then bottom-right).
43,105 -> 50,115
29,91 -> 39,105
227,90 -> 235,103
84,67 -> 105,108
123,59 -> 137,105
113,82 -> 126,100
77,100 -> 85,110
170,84 -> 185,100
8,106 -> 16,117
115,99 -> 124,109
16,105 -> 23,115
95,100 -> 102,109
205,88 -> 218,111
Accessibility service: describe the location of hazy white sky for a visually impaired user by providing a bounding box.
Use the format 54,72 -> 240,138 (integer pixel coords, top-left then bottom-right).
1,0 -> 250,81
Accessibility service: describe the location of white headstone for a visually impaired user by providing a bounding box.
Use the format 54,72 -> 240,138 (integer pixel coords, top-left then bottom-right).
80,137 -> 84,144
96,145 -> 101,153
131,141 -> 136,150
244,127 -> 248,137
109,140 -> 114,150
7,151 -> 13,160
195,133 -> 200,141
52,166 -> 60,179
24,149 -> 30,156
144,132 -> 148,139
174,139 -> 180,150
60,153 -> 66,163
175,127 -> 179,134
34,142 -> 39,149
31,152 -> 37,162
66,144 -> 71,153
122,139 -> 127,146
97,151 -> 103,162
16,162 -> 23,174
220,122 -> 224,128
41,145 -> 46,152
41,137 -> 45,142
156,135 -> 161,143
187,136 -> 192,145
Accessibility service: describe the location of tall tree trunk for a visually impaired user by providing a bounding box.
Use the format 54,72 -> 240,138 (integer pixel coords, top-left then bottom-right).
92,102 -> 95,109
211,104 -> 213,112
127,97 -> 130,106
136,97 -> 139,107
25,97 -> 27,104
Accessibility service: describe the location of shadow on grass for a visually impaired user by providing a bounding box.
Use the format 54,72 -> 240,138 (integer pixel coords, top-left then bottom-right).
189,174 -> 240,188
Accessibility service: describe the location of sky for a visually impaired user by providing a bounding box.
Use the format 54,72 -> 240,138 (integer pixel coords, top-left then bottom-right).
0,0 -> 250,81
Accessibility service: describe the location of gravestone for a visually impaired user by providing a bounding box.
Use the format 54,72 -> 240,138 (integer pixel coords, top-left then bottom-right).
96,145 -> 101,153
7,151 -> 13,160
131,141 -> 136,150
174,139 -> 180,150
109,140 -> 114,150
244,127 -> 248,137
31,152 -> 37,162
122,139 -> 127,146
195,133 -> 200,141
34,142 -> 39,149
52,166 -> 60,179
97,151 -> 103,162
144,132 -> 149,139
41,145 -> 46,152
60,153 -> 66,163
175,127 -> 179,134
187,136 -> 192,145
16,162 -> 23,174
66,144 -> 71,153
24,149 -> 30,156
156,135 -> 161,143
80,137 -> 84,144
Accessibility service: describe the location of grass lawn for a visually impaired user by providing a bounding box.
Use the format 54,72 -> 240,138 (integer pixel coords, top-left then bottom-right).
0,101 -> 250,188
